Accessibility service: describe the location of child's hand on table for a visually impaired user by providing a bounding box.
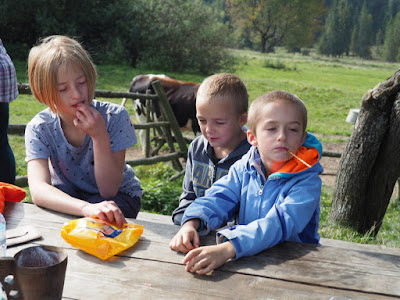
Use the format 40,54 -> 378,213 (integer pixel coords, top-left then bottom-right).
82,200 -> 126,228
169,219 -> 201,253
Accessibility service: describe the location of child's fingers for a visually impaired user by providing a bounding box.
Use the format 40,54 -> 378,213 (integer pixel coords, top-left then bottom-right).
95,211 -> 109,224
74,104 -> 97,122
182,248 -> 200,265
169,234 -> 189,253
192,232 -> 200,248
196,264 -> 214,275
169,237 -> 177,250
75,103 -> 93,115
110,209 -> 126,228
181,234 -> 195,251
184,254 -> 211,274
73,111 -> 89,129
190,258 -> 214,275
91,201 -> 125,228
105,201 -> 126,228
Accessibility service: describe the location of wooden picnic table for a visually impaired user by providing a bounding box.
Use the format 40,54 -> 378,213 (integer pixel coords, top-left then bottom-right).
3,201 -> 400,300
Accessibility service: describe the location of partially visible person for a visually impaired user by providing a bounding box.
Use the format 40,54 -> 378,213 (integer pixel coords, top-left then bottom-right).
170,90 -> 323,275
25,35 -> 142,227
172,73 -> 251,225
0,39 -> 19,184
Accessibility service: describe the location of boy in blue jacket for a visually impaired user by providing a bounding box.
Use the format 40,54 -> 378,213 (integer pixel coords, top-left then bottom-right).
172,73 -> 251,225
169,90 -> 323,275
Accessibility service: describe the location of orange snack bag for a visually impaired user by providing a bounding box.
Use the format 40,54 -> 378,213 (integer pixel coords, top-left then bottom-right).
61,217 -> 143,260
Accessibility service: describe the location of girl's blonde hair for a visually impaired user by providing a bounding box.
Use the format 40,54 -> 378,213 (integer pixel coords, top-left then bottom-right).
248,91 -> 308,134
28,35 -> 97,113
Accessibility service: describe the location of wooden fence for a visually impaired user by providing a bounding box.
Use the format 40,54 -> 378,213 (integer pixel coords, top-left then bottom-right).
12,81 -> 189,187
11,82 -> 346,188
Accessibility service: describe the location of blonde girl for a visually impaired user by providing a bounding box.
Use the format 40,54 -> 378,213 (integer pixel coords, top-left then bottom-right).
25,36 -> 141,227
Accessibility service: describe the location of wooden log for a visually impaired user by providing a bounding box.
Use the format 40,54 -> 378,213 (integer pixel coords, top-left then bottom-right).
17,83 -> 158,100
322,151 -> 341,158
14,152 -> 187,188
7,122 -> 171,136
362,94 -> 400,231
126,152 -> 185,167
133,122 -> 170,130
95,89 -> 158,100
7,124 -> 26,135
331,69 -> 400,234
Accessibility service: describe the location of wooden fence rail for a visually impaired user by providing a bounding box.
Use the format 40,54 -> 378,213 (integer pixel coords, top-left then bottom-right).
12,82 -> 189,186
11,82 -> 347,188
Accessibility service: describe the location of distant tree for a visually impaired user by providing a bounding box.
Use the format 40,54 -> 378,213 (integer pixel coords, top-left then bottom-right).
284,2 -> 325,53
316,0 -> 353,56
350,26 -> 360,56
138,0 -> 234,74
382,11 -> 400,62
367,0 -> 390,37
225,0 -> 324,53
0,0 -> 145,64
350,1 -> 373,58
0,0 -> 233,73
375,29 -> 384,57
387,0 -> 400,19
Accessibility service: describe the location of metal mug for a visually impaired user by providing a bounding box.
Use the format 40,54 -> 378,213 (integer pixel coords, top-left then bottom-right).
0,245 -> 67,300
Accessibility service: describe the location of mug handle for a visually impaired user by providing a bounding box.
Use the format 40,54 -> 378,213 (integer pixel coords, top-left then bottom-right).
0,257 -> 22,300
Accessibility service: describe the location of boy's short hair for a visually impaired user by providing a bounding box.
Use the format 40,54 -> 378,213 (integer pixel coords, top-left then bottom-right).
28,35 -> 97,113
197,73 -> 248,114
248,91 -> 308,133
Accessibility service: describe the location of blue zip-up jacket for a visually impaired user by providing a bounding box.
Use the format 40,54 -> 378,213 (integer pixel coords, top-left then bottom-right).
182,132 -> 323,259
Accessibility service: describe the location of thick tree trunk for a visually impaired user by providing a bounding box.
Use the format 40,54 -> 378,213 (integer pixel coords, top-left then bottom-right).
364,97 -> 400,233
330,69 -> 400,234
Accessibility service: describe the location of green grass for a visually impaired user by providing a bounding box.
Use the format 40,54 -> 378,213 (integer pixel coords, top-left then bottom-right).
135,163 -> 183,215
8,48 -> 400,248
319,187 -> 400,248
231,48 -> 398,136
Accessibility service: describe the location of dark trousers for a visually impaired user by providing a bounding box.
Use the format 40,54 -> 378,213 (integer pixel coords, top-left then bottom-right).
0,102 -> 16,184
54,183 -> 141,218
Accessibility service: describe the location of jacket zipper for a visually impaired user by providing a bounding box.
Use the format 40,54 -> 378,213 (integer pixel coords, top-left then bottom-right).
259,174 -> 265,195
212,164 -> 217,183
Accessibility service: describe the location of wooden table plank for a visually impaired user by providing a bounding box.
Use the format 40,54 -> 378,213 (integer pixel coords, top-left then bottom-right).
4,202 -> 400,299
5,246 -> 393,300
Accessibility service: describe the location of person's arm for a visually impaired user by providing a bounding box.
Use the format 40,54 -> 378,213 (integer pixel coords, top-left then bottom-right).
74,104 -> 125,198
181,164 -> 244,234
28,159 -> 126,227
218,172 -> 322,259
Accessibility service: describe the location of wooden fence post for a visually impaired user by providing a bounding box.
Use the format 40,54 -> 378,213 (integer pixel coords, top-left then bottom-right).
145,90 -> 152,158
151,81 -> 188,160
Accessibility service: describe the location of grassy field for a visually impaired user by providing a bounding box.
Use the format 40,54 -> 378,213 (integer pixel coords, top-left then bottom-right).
8,48 -> 400,247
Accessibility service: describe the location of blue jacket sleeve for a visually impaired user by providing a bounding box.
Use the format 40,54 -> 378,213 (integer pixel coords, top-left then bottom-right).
218,171 -> 321,259
181,162 -> 244,233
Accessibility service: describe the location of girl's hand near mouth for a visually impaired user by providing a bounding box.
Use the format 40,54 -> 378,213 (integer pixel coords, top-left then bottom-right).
73,103 -> 107,140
